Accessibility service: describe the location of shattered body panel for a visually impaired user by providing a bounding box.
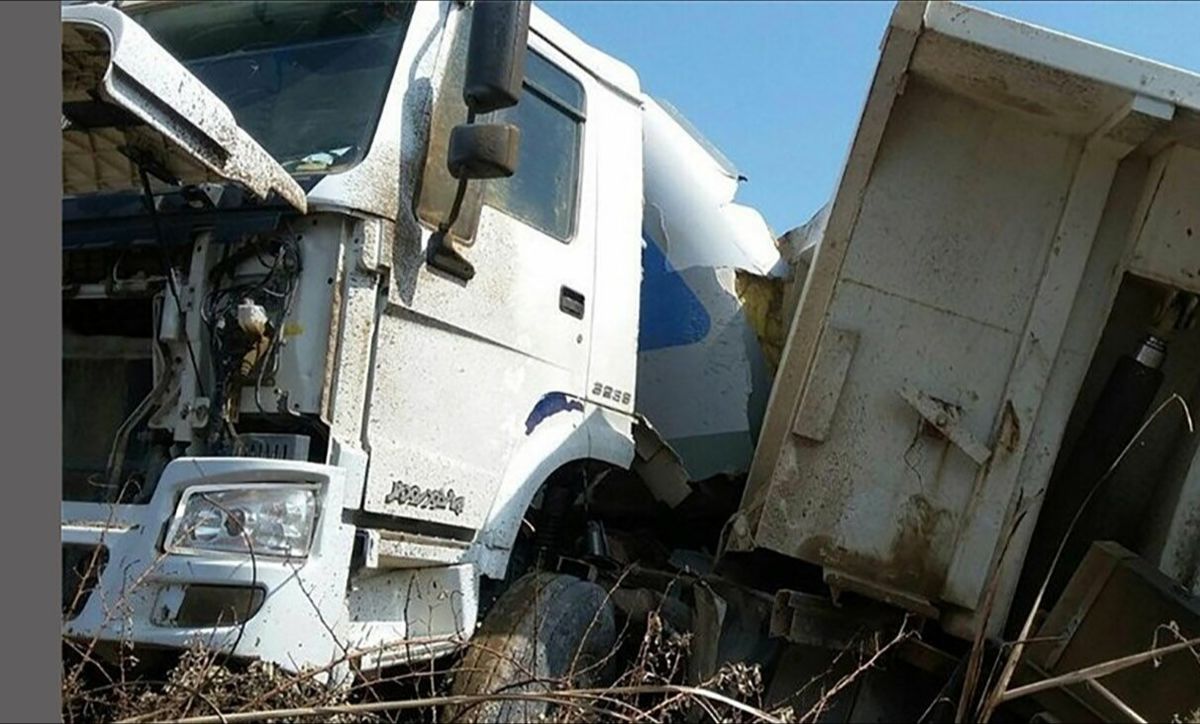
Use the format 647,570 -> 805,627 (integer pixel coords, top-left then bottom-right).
636,96 -> 790,481
62,4 -> 307,212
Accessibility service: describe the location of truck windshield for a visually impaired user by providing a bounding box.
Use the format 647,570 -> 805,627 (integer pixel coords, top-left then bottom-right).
126,1 -> 414,175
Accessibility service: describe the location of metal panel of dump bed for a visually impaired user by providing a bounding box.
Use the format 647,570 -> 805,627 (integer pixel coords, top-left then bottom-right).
733,0 -> 1200,640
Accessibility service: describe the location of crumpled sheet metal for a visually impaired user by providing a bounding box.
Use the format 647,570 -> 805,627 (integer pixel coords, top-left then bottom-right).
636,95 -> 790,481
642,96 -> 784,278
61,5 -> 307,213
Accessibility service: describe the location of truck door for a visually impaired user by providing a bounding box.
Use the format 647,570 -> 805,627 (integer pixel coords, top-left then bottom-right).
361,23 -> 601,536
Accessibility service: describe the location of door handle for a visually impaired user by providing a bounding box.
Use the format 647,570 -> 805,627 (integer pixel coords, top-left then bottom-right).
559,286 -> 585,319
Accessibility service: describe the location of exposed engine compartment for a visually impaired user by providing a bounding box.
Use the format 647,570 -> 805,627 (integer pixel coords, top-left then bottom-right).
62,204 -> 340,505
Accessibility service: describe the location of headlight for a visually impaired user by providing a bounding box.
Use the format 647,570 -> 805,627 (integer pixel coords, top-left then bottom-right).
166,484 -> 319,559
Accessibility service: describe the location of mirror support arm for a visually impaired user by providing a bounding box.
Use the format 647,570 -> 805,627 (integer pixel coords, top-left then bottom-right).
427,177 -> 475,282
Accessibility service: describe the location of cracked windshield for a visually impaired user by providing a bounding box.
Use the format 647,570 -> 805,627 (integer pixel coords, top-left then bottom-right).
128,0 -> 414,175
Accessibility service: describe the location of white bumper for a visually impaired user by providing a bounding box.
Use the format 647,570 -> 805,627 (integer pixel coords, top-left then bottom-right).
62,457 -> 477,673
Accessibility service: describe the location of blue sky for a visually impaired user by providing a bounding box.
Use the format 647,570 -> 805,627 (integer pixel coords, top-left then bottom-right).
539,0 -> 1200,236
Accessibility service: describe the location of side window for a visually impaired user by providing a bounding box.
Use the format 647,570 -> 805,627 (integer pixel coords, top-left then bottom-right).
483,51 -> 585,242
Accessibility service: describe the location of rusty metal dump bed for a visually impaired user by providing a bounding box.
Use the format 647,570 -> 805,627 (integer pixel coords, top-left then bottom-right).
733,0 -> 1200,639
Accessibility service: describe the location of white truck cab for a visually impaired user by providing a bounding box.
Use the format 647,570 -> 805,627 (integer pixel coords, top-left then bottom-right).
61,0 -> 780,675
62,0 -> 649,671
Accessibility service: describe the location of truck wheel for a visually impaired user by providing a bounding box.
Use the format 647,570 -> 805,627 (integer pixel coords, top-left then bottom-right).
445,571 -> 617,723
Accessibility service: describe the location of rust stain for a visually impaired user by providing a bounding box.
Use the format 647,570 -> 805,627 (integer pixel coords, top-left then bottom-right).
998,399 -> 1021,453
924,393 -> 962,438
797,495 -> 953,600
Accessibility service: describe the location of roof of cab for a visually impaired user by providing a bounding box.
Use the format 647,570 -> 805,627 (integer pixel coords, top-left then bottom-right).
529,3 -> 641,104
109,1 -> 643,104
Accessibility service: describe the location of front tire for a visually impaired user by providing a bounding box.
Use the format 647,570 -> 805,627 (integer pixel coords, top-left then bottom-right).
445,571 -> 617,723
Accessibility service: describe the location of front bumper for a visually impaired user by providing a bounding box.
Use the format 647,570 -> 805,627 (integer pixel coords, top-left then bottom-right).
62,457 -> 357,672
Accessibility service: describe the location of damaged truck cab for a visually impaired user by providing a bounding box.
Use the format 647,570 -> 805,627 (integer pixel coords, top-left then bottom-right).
61,0 -> 664,671
64,2 -> 1200,717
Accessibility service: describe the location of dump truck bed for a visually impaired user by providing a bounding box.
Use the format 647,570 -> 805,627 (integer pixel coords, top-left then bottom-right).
732,0 -> 1200,640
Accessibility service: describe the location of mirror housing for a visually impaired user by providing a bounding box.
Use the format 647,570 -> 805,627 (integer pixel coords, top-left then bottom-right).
463,0 -> 531,114
448,123 -> 520,179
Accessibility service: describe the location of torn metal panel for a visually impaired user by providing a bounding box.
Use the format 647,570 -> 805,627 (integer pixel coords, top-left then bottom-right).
636,94 -> 786,480
61,4 -> 307,212
778,204 -> 829,272
642,96 -> 784,277
1019,542 -> 1200,724
637,264 -> 774,479
775,204 -> 829,330
631,417 -> 693,508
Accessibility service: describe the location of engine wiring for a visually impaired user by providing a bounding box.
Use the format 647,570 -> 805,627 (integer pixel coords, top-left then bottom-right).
201,226 -> 304,453
135,164 -> 312,458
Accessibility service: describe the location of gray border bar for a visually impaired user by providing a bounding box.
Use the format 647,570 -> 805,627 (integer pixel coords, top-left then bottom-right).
0,2 -> 63,721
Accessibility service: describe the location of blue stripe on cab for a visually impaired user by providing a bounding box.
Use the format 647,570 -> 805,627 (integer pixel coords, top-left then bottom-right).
638,234 -> 711,352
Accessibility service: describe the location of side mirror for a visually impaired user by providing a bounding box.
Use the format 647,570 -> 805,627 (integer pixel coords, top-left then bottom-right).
463,0 -> 531,114
427,1 -> 531,283
448,123 -> 520,179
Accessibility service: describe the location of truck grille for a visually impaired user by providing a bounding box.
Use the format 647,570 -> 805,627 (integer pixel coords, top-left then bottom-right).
238,433 -> 311,462
63,544 -> 108,621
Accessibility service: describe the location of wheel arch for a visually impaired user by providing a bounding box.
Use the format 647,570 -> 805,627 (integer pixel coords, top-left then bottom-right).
474,400 -> 635,579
